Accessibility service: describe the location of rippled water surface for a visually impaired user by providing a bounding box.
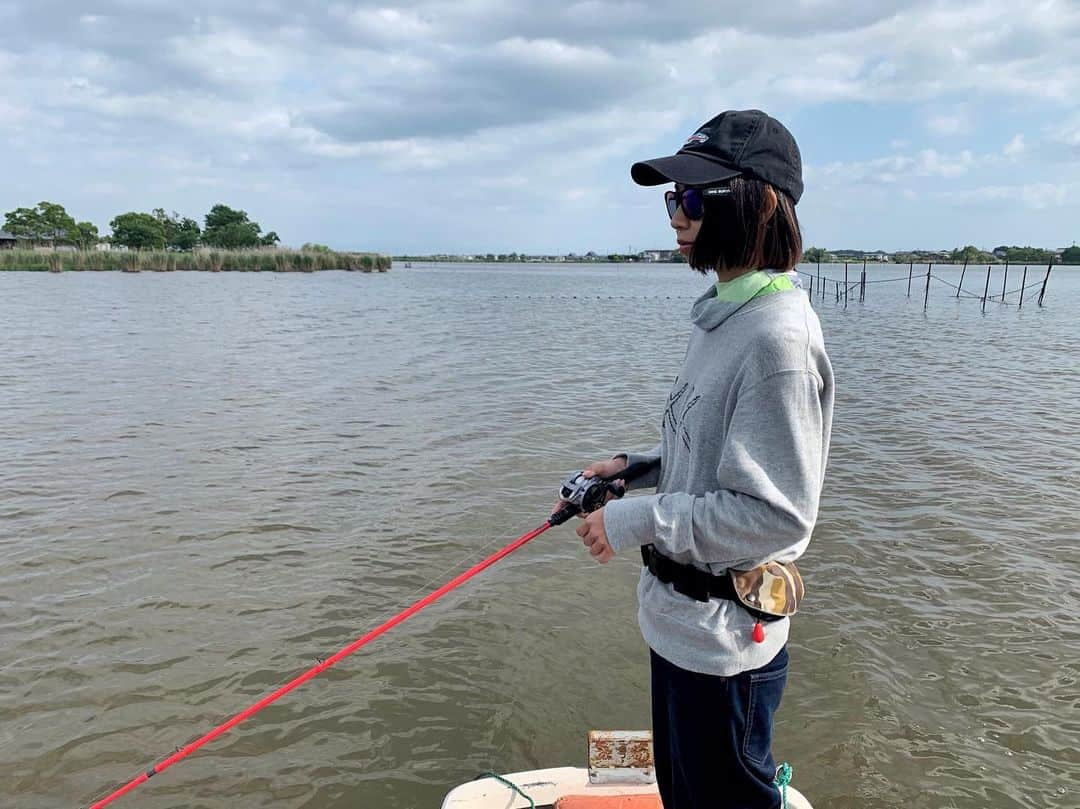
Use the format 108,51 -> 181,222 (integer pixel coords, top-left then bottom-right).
1,263 -> 1077,809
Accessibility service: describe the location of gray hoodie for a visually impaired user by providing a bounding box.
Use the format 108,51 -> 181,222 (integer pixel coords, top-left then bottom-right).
603,282 -> 833,676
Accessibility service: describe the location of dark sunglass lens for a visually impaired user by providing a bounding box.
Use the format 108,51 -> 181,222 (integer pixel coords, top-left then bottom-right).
682,189 -> 704,220
665,191 -> 678,218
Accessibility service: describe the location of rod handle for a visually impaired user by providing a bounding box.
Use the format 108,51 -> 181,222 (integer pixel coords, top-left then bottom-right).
602,457 -> 661,485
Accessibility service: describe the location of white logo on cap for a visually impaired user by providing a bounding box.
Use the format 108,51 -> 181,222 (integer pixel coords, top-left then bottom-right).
684,132 -> 708,145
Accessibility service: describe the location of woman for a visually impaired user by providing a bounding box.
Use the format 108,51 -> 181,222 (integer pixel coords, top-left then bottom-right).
566,109 -> 833,809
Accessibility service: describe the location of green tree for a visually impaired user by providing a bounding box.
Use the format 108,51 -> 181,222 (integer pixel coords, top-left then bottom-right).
36,201 -> 77,244
1061,246 -> 1080,264
1003,245 -> 1053,263
110,212 -> 167,249
302,242 -> 331,252
3,206 -> 46,243
203,204 -> 262,248
72,221 -> 99,250
152,208 -> 177,245
151,209 -> 201,250
259,230 -> 280,246
803,246 -> 829,263
170,217 -> 201,250
4,201 -> 77,244
949,245 -> 981,264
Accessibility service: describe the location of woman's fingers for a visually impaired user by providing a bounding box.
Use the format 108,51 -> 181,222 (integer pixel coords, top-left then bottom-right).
582,458 -> 626,480
573,511 -> 614,563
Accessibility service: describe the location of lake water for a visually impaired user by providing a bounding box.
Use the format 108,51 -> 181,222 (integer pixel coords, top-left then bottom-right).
1,263 -> 1077,809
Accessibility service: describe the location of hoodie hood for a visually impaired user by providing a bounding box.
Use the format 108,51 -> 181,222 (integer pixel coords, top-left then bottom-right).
689,269 -> 802,331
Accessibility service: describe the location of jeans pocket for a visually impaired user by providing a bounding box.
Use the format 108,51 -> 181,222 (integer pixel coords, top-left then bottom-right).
741,655 -> 788,768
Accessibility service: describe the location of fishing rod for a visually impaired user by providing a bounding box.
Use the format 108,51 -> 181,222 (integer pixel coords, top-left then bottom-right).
88,458 -> 659,808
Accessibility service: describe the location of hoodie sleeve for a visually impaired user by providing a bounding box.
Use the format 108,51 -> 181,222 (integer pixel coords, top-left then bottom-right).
603,370 -> 826,568
613,442 -> 662,491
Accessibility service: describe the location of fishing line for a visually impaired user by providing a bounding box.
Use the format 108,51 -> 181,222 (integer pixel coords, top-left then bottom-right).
87,459 -> 657,807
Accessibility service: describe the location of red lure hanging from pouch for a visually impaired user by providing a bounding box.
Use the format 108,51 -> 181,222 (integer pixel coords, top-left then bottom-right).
752,621 -> 765,643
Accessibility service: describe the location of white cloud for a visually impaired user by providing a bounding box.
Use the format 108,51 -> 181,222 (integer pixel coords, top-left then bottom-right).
926,111 -> 971,136
1003,133 -> 1026,157
333,6 -> 435,43
937,182 -> 1069,210
0,0 -> 1078,251
810,147 -> 976,187
1048,117 -> 1080,150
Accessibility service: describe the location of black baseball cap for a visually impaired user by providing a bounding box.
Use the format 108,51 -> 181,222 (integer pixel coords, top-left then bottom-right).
631,109 -> 804,203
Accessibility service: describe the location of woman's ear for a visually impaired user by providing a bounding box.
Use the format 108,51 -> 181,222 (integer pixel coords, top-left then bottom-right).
761,185 -> 779,223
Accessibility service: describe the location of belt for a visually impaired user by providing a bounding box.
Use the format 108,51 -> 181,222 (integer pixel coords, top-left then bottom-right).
640,543 -> 739,603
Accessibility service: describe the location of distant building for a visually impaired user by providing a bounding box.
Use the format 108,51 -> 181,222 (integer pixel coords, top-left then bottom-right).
0,230 -> 16,249
638,249 -> 678,262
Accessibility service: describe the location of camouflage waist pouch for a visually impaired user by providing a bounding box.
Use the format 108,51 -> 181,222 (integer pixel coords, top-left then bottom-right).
729,561 -> 805,621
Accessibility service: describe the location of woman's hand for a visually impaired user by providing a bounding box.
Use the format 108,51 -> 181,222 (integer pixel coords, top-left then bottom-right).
577,508 -> 614,563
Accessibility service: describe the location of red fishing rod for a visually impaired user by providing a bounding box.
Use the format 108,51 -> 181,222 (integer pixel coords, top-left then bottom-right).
88,460 -> 656,808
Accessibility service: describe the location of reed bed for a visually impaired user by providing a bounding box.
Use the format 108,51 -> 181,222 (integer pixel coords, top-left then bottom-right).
0,249 -> 391,273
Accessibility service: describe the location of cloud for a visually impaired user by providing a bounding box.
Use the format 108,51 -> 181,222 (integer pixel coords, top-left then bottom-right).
1003,134 -> 1026,157
810,148 -> 976,187
6,0 -> 1080,151
1048,116 -> 1080,153
937,182 -> 1069,210
0,0 -> 1078,251
926,111 -> 971,136
302,36 -> 650,142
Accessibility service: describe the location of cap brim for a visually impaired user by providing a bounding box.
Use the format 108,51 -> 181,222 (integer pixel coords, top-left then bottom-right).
631,153 -> 741,186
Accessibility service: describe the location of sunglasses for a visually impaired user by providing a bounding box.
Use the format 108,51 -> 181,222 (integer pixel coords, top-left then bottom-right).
664,186 -> 732,220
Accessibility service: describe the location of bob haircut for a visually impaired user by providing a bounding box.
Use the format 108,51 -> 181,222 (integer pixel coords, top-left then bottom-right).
688,177 -> 802,274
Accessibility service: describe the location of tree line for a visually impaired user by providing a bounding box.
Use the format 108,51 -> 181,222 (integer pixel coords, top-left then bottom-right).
3,201 -> 280,251
803,245 -> 1078,264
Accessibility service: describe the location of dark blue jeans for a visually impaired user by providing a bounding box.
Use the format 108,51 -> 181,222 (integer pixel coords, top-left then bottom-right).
650,646 -> 788,809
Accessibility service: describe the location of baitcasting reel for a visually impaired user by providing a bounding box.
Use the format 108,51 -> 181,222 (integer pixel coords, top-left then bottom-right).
558,470 -> 627,517
548,458 -> 660,527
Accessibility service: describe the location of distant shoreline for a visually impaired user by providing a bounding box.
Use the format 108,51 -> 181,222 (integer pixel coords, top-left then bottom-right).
0,248 -> 392,273
393,256 -> 1073,266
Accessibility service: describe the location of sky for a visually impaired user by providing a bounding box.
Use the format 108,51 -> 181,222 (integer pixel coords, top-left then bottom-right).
1,1 -> 1078,255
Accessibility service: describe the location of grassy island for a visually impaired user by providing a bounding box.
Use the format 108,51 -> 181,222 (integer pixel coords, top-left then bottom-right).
0,248 -> 391,273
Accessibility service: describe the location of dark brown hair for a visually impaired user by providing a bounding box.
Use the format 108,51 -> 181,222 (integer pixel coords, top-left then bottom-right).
688,177 -> 802,274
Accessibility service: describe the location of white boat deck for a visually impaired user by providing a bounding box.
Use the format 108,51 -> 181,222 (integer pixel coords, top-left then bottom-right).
441,766 -> 813,809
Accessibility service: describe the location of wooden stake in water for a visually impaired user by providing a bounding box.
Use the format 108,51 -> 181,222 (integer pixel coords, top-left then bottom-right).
844,262 -> 849,309
957,259 -> 967,298
860,259 -> 867,303
924,264 -> 932,310
1001,261 -> 1009,303
907,261 -> 913,297
1019,267 -> 1028,308
982,265 -> 992,312
1038,261 -> 1053,306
